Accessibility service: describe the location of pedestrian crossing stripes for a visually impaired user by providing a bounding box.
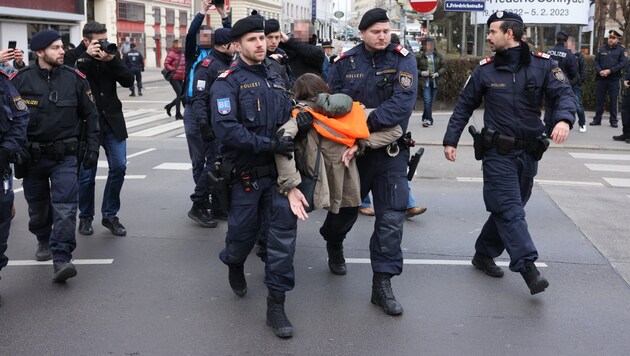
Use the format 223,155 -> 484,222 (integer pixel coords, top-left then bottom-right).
570,152 -> 630,188
124,109 -> 184,138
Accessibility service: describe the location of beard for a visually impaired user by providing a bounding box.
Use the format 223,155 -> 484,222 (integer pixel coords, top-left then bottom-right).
43,52 -> 63,67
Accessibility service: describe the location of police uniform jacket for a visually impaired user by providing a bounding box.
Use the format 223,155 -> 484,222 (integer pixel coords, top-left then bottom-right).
547,43 -> 578,86
124,49 -> 144,71
328,43 -> 418,133
0,70 -> 29,156
210,57 -> 292,171
443,42 -> 576,147
594,43 -> 628,80
64,41 -> 134,141
189,49 -> 233,124
10,62 -> 100,153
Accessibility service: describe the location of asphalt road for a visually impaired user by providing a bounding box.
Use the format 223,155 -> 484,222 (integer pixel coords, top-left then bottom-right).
0,82 -> 629,355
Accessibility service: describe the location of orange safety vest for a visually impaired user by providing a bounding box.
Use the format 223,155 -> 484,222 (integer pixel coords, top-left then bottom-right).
292,102 -> 370,147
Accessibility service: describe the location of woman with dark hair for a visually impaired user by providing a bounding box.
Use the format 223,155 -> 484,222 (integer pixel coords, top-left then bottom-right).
275,73 -> 402,275
164,39 -> 186,120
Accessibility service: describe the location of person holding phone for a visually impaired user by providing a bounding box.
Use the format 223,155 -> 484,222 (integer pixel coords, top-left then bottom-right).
0,41 -> 26,75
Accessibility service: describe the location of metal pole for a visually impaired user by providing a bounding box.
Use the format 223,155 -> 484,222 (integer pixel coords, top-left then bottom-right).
461,12 -> 466,57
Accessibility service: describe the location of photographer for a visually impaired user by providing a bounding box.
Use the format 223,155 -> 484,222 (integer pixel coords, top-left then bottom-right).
64,22 -> 134,237
0,46 -> 26,75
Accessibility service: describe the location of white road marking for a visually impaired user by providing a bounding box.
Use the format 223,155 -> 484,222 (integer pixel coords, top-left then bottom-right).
344,258 -> 548,267
153,163 -> 192,170
126,113 -> 170,129
120,100 -> 171,104
569,152 -> 630,161
127,148 -> 156,159
8,259 -> 114,266
129,120 -> 184,137
456,177 -> 603,187
96,175 -> 146,180
584,164 -> 630,173
176,133 -> 186,138
602,178 -> 630,187
123,109 -> 155,118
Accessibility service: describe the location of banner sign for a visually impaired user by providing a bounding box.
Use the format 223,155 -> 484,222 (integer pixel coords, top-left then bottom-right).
473,0 -> 590,25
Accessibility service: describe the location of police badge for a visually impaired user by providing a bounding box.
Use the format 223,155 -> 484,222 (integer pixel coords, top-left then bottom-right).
399,72 -> 413,90
13,96 -> 28,111
217,98 -> 231,115
196,80 -> 206,91
552,68 -> 565,83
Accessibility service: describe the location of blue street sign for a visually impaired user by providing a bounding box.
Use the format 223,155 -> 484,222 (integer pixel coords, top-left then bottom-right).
444,0 -> 485,12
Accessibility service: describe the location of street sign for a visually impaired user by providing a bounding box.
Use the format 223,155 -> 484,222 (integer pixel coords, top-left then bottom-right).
444,0 -> 484,12
409,0 -> 439,13
334,11 -> 344,19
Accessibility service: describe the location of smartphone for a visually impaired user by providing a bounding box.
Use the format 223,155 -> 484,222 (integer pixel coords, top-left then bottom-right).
8,41 -> 16,49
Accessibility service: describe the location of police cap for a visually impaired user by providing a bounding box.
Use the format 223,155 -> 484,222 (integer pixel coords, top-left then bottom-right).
322,41 -> 333,49
486,11 -> 523,27
265,19 -> 280,36
30,29 -> 61,51
130,43 -> 136,49
609,30 -> 622,39
214,28 -> 232,45
556,31 -> 569,42
231,15 -> 265,40
358,8 -> 389,31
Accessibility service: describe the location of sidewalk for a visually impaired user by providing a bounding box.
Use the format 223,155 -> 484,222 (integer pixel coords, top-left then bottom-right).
142,68 -> 168,85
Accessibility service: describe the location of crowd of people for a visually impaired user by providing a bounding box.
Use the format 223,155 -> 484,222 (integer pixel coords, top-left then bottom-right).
0,2 -> 628,339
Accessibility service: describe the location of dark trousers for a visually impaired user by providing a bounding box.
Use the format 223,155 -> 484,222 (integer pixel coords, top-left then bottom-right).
594,79 -> 620,123
0,165 -> 14,271
475,149 -> 538,273
130,68 -> 142,93
622,93 -> 630,137
23,156 -> 78,263
573,85 -> 586,127
167,79 -> 183,116
183,109 -> 216,203
219,176 -> 297,292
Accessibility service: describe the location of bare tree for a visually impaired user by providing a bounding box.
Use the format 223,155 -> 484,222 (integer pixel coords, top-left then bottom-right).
611,0 -> 629,48
595,0 -> 608,48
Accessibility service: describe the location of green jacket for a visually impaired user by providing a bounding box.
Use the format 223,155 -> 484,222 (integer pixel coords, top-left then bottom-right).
415,50 -> 447,89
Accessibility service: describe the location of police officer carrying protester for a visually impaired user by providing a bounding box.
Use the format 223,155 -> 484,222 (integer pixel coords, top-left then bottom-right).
186,28 -> 235,226
0,63 -> 29,302
443,12 -> 576,295
591,30 -> 628,127
64,22 -> 134,237
124,43 -> 144,97
327,8 -> 418,316
11,29 -> 100,282
210,15 -> 298,338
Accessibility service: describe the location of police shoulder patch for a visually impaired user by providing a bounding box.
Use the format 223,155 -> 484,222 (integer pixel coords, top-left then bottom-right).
534,52 -> 551,59
399,71 -> 413,90
202,58 -> 212,67
394,44 -> 409,57
552,67 -> 566,82
0,68 -> 8,78
74,68 -> 87,78
13,96 -> 28,111
86,89 -> 95,103
334,53 -> 347,63
479,57 -> 493,66
216,97 -> 231,115
218,70 -> 233,79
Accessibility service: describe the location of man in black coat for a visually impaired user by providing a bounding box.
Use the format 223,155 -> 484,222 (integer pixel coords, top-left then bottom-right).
278,20 -> 324,81
64,21 -> 134,237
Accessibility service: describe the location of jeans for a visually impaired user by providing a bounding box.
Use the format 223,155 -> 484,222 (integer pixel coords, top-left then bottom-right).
79,127 -> 127,220
573,85 -> 585,127
422,84 -> 438,123
362,181 -> 416,209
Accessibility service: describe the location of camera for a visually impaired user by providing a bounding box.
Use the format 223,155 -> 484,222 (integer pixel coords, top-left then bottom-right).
97,40 -> 118,54
212,0 -> 225,8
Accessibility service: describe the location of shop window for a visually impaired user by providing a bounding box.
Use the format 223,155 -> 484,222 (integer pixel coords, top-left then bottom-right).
153,7 -> 161,24
166,9 -> 175,25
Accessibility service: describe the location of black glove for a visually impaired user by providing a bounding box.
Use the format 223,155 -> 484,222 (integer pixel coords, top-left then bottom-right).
296,111 -> 314,133
83,150 -> 99,169
270,129 -> 294,160
200,122 -> 215,142
367,111 -> 381,132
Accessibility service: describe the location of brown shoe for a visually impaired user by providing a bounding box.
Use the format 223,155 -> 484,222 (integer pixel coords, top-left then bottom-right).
405,206 -> 427,218
358,207 -> 375,216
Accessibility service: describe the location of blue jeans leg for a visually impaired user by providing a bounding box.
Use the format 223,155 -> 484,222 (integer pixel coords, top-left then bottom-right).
422,85 -> 438,123
573,86 -> 586,127
101,130 -> 127,219
360,194 -> 371,208
407,181 -> 416,209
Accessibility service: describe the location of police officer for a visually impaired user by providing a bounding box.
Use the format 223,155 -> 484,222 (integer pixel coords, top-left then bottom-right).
591,30 -> 628,127
0,65 -> 29,303
544,30 -> 578,135
327,8 -> 418,315
264,19 -> 292,88
567,36 -> 589,132
613,63 -> 630,144
186,28 -> 235,226
11,29 -> 100,282
210,15 -> 297,338
124,43 -> 144,96
443,12 -> 576,295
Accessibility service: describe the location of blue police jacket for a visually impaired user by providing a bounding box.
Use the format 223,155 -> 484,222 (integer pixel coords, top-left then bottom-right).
10,62 -> 100,153
124,49 -> 144,70
328,43 -> 418,133
595,43 -> 628,80
189,49 -> 233,125
210,57 -> 292,171
547,43 -> 578,85
443,42 -> 576,147
0,69 -> 29,155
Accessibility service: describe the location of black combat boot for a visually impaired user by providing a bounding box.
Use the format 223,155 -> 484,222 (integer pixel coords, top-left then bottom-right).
472,252 -> 504,278
188,202 -> 218,228
228,264 -> 247,297
371,272 -> 403,315
35,242 -> 52,261
52,261 -> 77,282
266,289 -> 293,338
326,242 -> 347,275
521,260 -> 549,295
